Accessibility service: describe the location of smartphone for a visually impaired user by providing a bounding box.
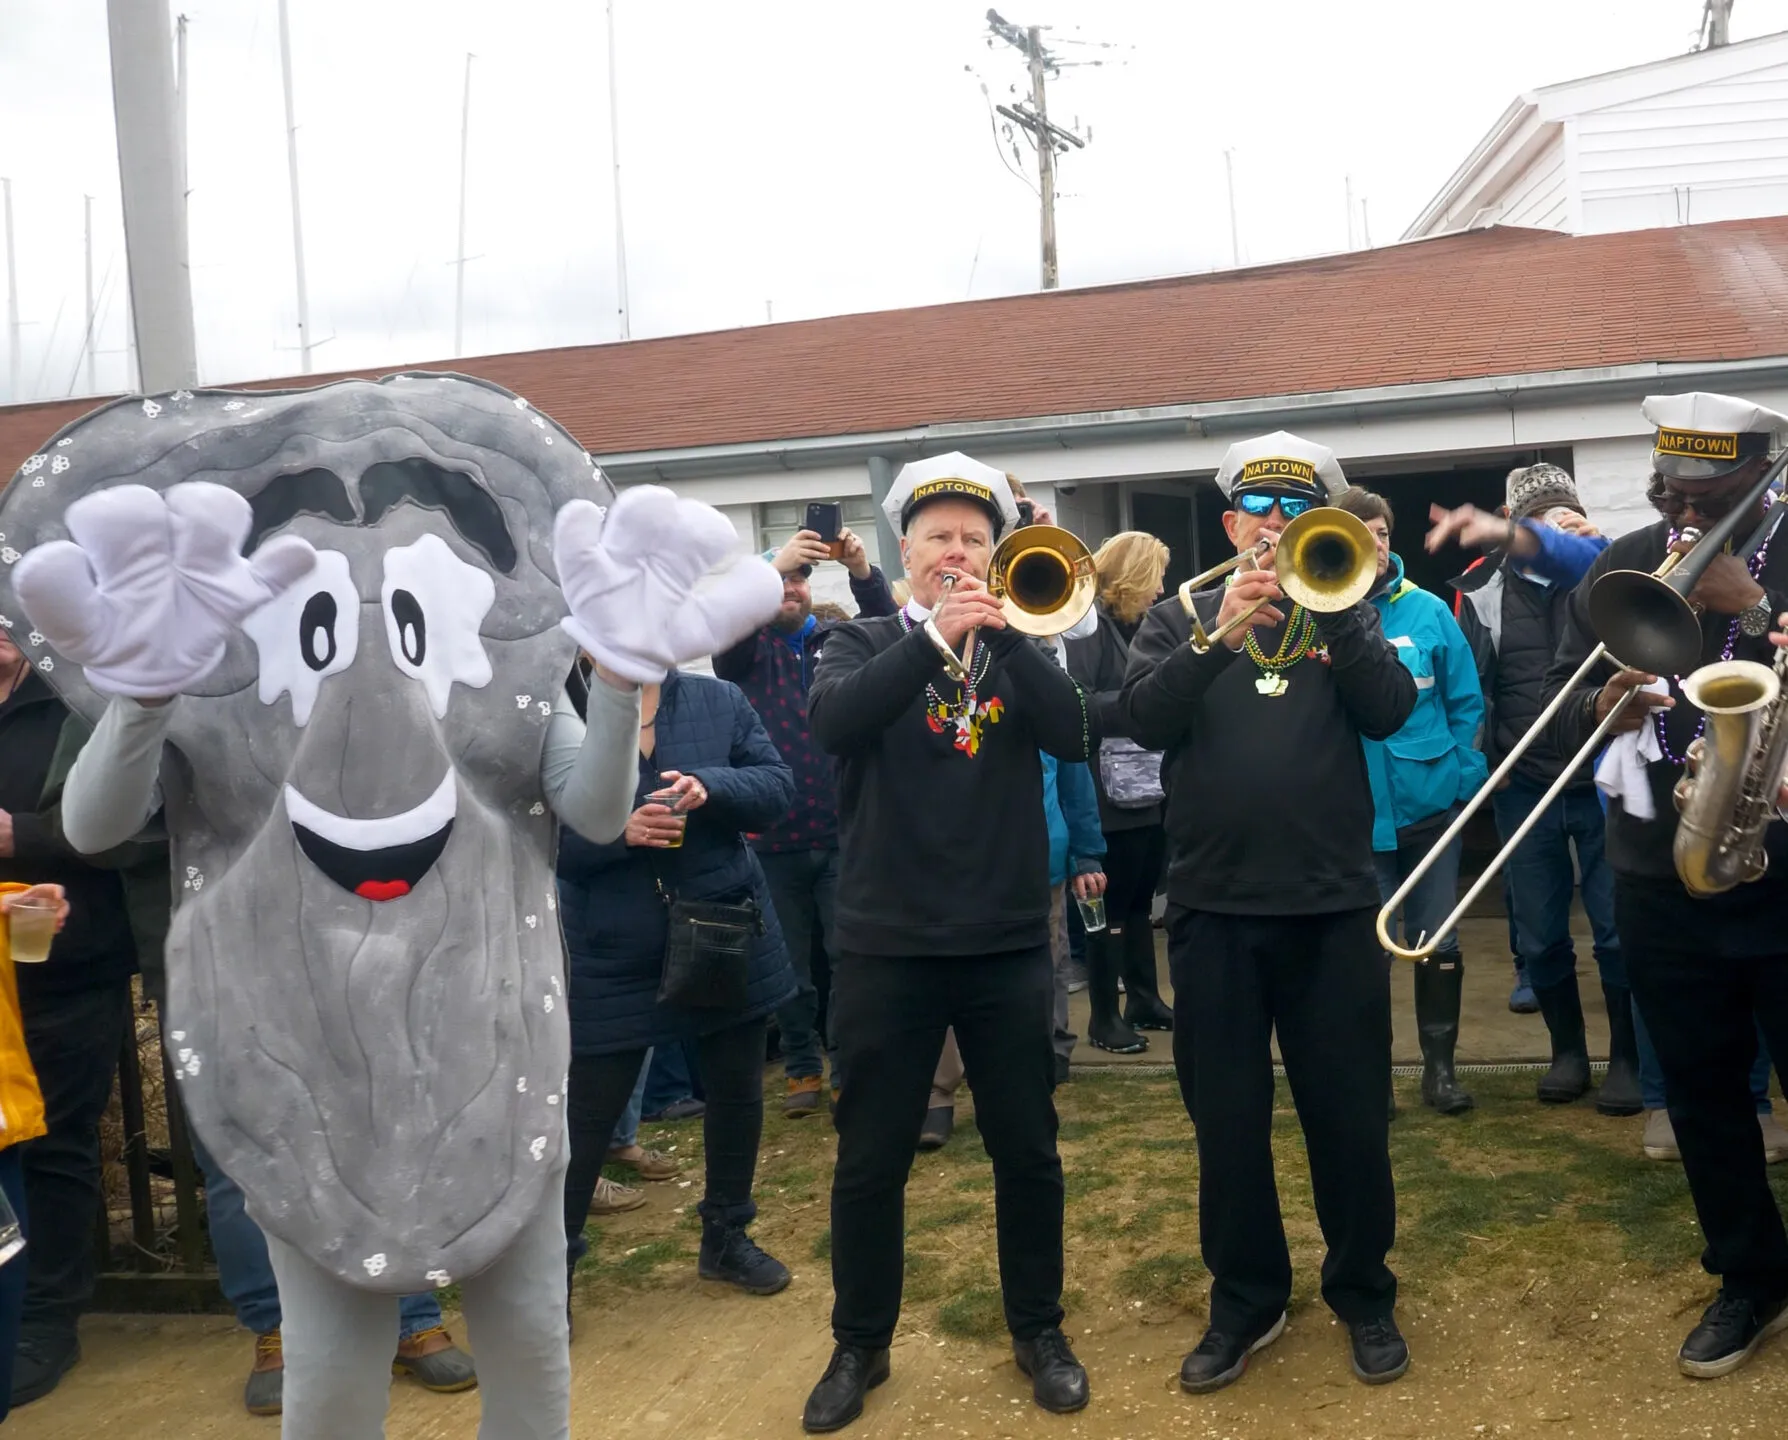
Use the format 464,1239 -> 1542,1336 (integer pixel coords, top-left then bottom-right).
805,500 -> 844,559
1016,498 -> 1036,528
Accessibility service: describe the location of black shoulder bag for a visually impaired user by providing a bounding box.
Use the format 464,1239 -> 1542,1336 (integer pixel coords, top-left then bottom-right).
651,849 -> 764,1011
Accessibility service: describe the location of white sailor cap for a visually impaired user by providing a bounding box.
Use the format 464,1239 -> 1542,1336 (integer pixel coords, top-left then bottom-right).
1214,431 -> 1348,502
883,452 -> 1021,537
1641,392 -> 1788,481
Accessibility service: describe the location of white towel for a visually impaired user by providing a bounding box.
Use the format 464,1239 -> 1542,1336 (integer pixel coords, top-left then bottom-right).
1593,679 -> 1669,820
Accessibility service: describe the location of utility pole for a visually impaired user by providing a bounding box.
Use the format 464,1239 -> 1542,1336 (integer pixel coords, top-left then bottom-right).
277,0 -> 312,372
986,10 -> 1087,291
1224,150 -> 1240,267
607,0 -> 631,339
1701,0 -> 1735,49
83,195 -> 97,393
3,178 -> 18,402
454,53 -> 474,355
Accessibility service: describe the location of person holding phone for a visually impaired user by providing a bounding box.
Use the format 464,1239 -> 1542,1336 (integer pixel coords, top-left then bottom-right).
714,516 -> 897,1122
0,881 -> 68,1424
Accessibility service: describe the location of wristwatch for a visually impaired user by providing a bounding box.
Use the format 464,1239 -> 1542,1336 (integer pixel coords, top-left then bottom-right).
1738,600 -> 1773,638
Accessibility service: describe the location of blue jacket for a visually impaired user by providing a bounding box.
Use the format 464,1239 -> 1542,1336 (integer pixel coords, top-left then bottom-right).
1362,554 -> 1489,852
556,671 -> 797,1056
1044,754 -> 1105,887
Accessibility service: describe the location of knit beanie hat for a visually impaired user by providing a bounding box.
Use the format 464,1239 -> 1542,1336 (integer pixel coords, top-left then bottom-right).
1506,463 -> 1584,521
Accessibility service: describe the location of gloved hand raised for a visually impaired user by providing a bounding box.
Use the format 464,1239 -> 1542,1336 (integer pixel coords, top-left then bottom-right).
555,485 -> 783,684
12,482 -> 318,699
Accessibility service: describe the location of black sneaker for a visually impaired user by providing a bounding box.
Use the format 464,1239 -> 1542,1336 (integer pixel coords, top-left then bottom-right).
1178,1311 -> 1285,1394
10,1332 -> 80,1407
698,1224 -> 792,1295
1012,1327 -> 1089,1414
1349,1314 -> 1410,1384
1678,1292 -> 1788,1378
917,1106 -> 954,1152
802,1344 -> 891,1433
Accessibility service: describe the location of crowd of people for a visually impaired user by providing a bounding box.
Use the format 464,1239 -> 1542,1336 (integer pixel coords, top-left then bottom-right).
2,379 -> 1788,1437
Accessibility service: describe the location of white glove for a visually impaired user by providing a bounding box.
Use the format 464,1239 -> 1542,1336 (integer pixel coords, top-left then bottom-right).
12,482 -> 318,698
555,485 -> 783,684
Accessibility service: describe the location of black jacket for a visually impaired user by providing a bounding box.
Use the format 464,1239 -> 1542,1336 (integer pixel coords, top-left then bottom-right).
556,670 -> 797,1056
1121,594 -> 1416,916
1542,515 -> 1788,949
0,672 -> 139,996
1064,604 -> 1161,832
809,615 -> 1089,957
1452,557 -> 1587,788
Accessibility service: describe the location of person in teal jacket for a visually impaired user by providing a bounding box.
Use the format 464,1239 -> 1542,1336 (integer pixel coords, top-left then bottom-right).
1337,488 -> 1487,1117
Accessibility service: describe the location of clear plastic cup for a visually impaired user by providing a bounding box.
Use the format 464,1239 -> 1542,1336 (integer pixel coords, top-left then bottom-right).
1074,894 -> 1107,933
4,900 -> 57,964
646,790 -> 688,849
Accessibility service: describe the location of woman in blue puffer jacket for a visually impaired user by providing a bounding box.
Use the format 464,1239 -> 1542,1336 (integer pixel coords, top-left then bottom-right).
557,661 -> 797,1304
1336,487 -> 1487,1118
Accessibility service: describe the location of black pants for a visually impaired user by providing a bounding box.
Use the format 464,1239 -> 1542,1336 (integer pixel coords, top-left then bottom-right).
1104,825 -> 1166,988
1618,884 -> 1788,1306
562,1016 -> 769,1268
1168,907 -> 1396,1333
829,945 -> 1063,1349
19,980 -> 130,1346
758,848 -> 841,1083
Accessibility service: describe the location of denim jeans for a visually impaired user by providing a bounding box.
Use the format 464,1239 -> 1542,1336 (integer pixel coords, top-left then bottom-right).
191,1134 -> 441,1340
1373,834 -> 1462,960
1634,1004 -> 1775,1114
611,1049 -> 652,1150
758,848 -> 841,1083
1490,776 -> 1623,990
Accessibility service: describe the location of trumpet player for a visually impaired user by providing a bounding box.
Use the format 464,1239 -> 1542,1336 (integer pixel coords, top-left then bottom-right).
1542,392 -> 1788,1378
1122,433 -> 1417,1394
801,453 -> 1092,1431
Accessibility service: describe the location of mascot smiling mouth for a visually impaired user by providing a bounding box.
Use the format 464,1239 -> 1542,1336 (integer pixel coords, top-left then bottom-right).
283,773 -> 457,902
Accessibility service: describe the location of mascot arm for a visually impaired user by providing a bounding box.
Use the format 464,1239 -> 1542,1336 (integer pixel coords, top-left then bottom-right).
59,697 -> 171,856
540,681 -> 640,845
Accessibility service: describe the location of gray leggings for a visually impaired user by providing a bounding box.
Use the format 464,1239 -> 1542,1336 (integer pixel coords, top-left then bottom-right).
263,1170 -> 570,1440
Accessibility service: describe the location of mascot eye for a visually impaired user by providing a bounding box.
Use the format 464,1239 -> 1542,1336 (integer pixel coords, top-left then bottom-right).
381,535 -> 496,719
300,593 -> 339,672
392,590 -> 426,666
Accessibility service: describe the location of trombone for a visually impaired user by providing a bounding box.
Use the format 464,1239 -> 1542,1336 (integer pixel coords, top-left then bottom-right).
1376,449 -> 1788,962
935,524 -> 1098,681
1177,506 -> 1380,653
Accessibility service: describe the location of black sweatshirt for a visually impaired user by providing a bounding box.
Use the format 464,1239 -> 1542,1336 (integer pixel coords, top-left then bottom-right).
1542,514 -> 1788,950
807,615 -> 1089,956
1121,593 -> 1416,916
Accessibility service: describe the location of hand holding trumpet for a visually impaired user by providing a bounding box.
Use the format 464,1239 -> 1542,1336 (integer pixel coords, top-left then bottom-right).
1213,535 -> 1286,650
932,573 -> 1006,649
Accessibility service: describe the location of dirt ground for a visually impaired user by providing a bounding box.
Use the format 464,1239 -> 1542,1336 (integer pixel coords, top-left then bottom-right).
13,1072 -> 1788,1439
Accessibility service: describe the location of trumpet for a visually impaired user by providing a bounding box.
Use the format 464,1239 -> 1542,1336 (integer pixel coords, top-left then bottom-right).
1177,506 -> 1379,653
1376,448 -> 1788,962
934,524 -> 1098,681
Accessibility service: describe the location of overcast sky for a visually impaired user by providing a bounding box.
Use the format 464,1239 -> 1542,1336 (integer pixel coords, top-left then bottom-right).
4,0 -> 1788,406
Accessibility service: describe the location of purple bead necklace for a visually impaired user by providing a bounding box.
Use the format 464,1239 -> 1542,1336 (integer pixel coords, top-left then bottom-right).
1650,523 -> 1775,765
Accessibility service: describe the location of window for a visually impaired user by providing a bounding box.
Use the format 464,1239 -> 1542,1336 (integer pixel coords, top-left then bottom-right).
757,497 -> 884,569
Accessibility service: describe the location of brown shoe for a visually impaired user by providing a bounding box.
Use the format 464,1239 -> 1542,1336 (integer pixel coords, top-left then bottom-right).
392,1326 -> 478,1393
589,1175 -> 647,1215
606,1144 -> 682,1182
785,1074 -> 823,1119
244,1330 -> 283,1416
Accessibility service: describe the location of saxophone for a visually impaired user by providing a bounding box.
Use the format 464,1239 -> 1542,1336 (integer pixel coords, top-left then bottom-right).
1673,640 -> 1788,896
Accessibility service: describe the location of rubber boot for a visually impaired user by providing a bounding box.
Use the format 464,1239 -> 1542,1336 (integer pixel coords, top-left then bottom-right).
1119,918 -> 1174,1031
1086,929 -> 1146,1054
1596,983 -> 1643,1117
1413,954 -> 1474,1115
1532,974 -> 1591,1103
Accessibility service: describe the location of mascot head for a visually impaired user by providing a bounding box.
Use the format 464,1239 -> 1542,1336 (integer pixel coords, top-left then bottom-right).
0,374 -> 610,1291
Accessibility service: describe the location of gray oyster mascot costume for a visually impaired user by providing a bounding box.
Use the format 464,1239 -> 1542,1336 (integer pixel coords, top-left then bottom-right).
0,374 -> 781,1438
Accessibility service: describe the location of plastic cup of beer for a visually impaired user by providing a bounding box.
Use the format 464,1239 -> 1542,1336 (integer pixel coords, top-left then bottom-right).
647,790 -> 688,849
1074,894 -> 1107,933
4,899 -> 58,964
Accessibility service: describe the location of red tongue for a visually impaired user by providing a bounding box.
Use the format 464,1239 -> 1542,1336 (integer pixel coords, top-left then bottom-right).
355,880 -> 411,903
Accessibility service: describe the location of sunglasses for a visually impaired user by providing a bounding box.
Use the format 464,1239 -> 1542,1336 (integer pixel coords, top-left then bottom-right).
1646,474 -> 1742,522
1235,492 -> 1314,520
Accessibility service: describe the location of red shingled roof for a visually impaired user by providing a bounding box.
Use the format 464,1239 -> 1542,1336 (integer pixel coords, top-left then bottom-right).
6,217 -> 1788,483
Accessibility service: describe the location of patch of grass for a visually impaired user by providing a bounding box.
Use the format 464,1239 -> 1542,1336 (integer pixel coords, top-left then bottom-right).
1056,1119 -> 1103,1142
904,1251 -> 949,1303
1138,1136 -> 1197,1153
1113,1196 -> 1196,1238
911,1201 -> 982,1233
936,1285 -> 1006,1340
953,1172 -> 995,1193
596,1238 -> 688,1288
1064,1167 -> 1118,1197
1117,1251 -> 1206,1307
811,1227 -> 832,1261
